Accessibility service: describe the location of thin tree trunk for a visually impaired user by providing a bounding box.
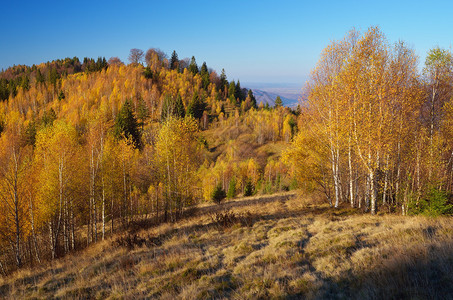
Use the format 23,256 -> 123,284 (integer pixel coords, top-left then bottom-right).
13,175 -> 22,268
102,177 -> 105,241
63,198 -> 68,254
348,142 -> 354,207
370,169 -> 376,215
70,201 -> 75,251
29,195 -> 41,263
383,154 -> 389,205
49,221 -> 55,260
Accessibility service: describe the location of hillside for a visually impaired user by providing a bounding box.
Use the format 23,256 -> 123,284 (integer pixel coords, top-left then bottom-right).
0,54 -> 300,274
1,193 -> 452,299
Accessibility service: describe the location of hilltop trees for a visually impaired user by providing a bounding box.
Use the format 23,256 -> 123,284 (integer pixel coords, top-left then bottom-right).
170,50 -> 179,70
128,48 -> 144,65
0,46 -> 298,272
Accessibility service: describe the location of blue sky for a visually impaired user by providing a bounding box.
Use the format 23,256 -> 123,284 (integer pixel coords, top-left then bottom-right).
1,0 -> 452,86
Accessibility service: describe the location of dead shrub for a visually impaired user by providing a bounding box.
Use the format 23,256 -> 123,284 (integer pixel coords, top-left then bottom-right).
211,210 -> 254,229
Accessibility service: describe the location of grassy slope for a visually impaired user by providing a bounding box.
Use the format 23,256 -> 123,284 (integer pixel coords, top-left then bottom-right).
1,192 -> 453,299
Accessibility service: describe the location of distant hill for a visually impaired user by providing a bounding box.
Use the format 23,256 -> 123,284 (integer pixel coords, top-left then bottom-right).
252,89 -> 299,107
245,82 -> 304,107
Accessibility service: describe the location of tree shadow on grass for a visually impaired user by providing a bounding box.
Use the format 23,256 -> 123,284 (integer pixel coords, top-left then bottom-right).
313,241 -> 453,300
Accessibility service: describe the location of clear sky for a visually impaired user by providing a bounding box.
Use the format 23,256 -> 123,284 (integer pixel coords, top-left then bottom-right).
1,0 -> 452,86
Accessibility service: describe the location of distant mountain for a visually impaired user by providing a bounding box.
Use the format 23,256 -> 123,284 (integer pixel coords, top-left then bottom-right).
244,82 -> 305,108
252,89 -> 299,107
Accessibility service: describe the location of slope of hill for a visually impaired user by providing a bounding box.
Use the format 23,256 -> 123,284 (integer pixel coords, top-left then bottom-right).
1,193 -> 452,299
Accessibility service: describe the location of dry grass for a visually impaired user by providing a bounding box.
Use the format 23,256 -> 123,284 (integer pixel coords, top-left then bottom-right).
2,192 -> 453,299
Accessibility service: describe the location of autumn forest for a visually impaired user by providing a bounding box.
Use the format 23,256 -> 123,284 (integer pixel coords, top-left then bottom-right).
1,25 -> 453,283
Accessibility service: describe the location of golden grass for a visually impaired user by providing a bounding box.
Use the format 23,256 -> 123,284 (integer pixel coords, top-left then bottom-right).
1,192 -> 453,299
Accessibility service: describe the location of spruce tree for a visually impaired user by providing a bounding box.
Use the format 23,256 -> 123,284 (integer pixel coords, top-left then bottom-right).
161,94 -> 185,121
244,179 -> 254,196
188,56 -> 198,74
186,92 -> 206,119
227,177 -> 236,199
220,69 -> 228,89
114,99 -> 141,148
174,94 -> 185,118
274,96 -> 283,108
235,80 -> 243,101
200,62 -> 210,89
212,184 -> 226,204
170,50 -> 179,70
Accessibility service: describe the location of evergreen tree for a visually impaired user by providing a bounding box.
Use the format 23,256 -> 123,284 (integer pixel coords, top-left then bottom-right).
49,68 -> 59,86
20,76 -> 30,90
188,56 -> 199,74
200,62 -> 208,74
170,50 -> 179,70
0,78 -> 8,101
143,67 -> 153,79
212,183 -> 226,204
274,96 -> 283,108
229,81 -> 237,104
244,179 -> 254,196
174,94 -> 185,118
114,99 -> 141,148
227,177 -> 236,199
235,80 -> 243,101
220,68 -> 228,89
200,62 -> 210,89
186,92 -> 206,119
36,69 -> 45,85
161,94 -> 185,121
137,97 -> 149,129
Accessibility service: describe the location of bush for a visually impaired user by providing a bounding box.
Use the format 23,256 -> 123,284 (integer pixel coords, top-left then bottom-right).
212,184 -> 226,204
410,187 -> 453,217
211,210 -> 254,229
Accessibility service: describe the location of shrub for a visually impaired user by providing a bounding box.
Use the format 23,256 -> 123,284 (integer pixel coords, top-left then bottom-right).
410,186 -> 453,217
